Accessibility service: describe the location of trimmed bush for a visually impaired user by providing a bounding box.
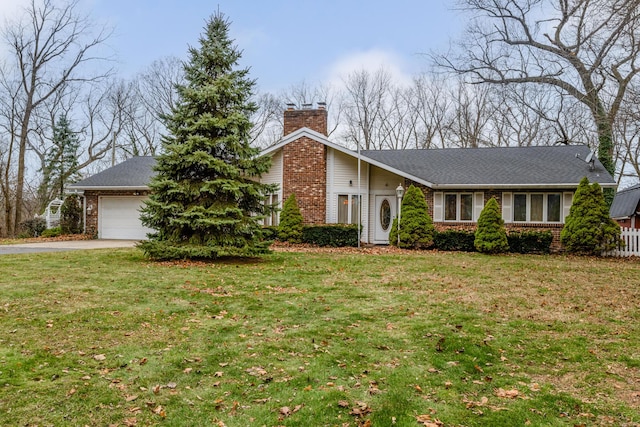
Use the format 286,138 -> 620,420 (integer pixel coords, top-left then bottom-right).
561,177 -> 621,255
302,225 -> 359,247
474,197 -> 509,254
433,230 -> 476,252
41,227 -> 62,238
60,195 -> 83,234
18,217 -> 47,238
389,184 -> 435,249
508,230 -> 553,254
278,194 -> 304,243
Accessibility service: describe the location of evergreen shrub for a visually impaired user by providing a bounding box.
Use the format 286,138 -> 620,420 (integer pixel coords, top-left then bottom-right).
433,230 -> 476,252
302,225 -> 359,247
508,230 -> 553,254
561,177 -> 621,255
41,227 -> 62,238
278,194 -> 304,243
474,197 -> 509,254
388,184 -> 435,249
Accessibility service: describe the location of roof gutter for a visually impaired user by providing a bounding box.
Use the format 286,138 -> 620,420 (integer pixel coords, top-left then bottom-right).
66,186 -> 150,191
431,182 -> 618,190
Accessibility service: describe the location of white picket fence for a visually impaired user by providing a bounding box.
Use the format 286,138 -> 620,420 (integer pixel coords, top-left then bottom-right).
606,227 -> 640,257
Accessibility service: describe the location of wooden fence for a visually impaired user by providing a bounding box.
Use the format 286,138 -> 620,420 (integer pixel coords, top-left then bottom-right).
606,227 -> 640,257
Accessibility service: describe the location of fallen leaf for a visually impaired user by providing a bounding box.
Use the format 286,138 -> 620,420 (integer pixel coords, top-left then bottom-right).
153,405 -> 166,417
139,357 -> 148,365
94,354 -> 106,361
279,406 -> 292,417
66,388 -> 76,397
126,395 -> 138,402
495,388 -> 520,399
152,384 -> 161,394
183,367 -> 193,374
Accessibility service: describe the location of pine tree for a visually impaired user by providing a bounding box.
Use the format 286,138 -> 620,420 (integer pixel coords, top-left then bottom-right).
474,197 -> 509,254
40,115 -> 81,202
389,185 -> 434,249
561,177 -> 621,255
278,194 -> 304,243
139,12 -> 275,260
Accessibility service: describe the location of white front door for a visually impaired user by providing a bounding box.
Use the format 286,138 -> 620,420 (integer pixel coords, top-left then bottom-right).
374,195 -> 397,244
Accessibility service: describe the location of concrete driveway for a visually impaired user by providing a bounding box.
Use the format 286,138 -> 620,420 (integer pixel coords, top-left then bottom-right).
0,240 -> 139,255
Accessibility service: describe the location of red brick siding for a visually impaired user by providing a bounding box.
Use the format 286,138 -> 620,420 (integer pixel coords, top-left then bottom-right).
283,109 -> 328,136
282,137 -> 327,224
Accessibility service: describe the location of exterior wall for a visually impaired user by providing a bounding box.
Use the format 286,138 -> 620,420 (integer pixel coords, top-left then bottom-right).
616,216 -> 637,229
83,190 -> 150,237
368,166 -> 404,244
326,148 -> 369,241
282,136 -> 327,224
411,181 -> 573,251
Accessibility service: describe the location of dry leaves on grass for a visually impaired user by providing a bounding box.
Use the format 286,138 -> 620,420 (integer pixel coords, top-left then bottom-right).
416,414 -> 443,426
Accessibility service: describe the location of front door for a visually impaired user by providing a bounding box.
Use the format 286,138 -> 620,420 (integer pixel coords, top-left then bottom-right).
374,195 -> 397,244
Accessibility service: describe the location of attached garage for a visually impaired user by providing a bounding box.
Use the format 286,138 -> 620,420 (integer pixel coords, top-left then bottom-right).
98,196 -> 153,240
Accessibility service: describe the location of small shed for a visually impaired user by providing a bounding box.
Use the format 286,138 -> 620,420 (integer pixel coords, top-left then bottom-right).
610,184 -> 640,229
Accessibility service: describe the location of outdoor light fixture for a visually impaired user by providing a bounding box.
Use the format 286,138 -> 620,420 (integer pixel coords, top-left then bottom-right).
396,183 -> 404,246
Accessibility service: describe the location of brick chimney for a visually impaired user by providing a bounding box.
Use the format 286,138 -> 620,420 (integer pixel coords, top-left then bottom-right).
283,102 -> 328,136
282,103 -> 328,224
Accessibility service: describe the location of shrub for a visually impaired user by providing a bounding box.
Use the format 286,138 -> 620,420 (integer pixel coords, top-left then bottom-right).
474,197 -> 509,254
278,194 -> 304,243
18,217 -> 47,238
433,230 -> 476,252
389,185 -> 435,249
261,226 -> 279,241
302,225 -> 359,247
60,195 -> 83,234
41,227 -> 62,238
561,177 -> 621,255
508,230 -> 553,254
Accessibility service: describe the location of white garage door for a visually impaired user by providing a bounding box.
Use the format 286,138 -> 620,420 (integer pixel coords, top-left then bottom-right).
99,196 -> 153,240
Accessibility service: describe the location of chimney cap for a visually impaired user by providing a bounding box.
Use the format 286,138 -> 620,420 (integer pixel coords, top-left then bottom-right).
301,103 -> 312,110
286,103 -> 296,110
317,101 -> 327,110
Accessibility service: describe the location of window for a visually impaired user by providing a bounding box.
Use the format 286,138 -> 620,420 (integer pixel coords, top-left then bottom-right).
338,194 -> 361,224
263,194 -> 279,226
444,193 -> 474,222
512,193 -> 562,223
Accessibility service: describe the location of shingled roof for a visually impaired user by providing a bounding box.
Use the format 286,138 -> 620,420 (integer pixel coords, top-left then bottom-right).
69,156 -> 156,190
361,144 -> 616,189
610,184 -> 640,219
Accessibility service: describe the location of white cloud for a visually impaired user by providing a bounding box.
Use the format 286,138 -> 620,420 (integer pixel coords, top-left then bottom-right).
324,49 -> 414,90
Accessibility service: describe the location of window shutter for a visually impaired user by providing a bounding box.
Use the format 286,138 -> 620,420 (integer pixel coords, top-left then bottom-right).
562,192 -> 574,222
473,192 -> 484,222
433,192 -> 443,222
502,192 -> 512,223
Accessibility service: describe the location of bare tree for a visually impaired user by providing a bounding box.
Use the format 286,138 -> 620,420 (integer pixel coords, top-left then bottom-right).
0,0 -> 112,235
436,0 -> 640,182
341,69 -> 393,149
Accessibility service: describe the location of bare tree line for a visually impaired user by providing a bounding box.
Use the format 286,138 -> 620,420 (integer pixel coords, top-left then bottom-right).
1,0 -> 639,237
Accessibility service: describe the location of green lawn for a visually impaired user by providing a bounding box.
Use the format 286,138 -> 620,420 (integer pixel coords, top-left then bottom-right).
0,247 -> 638,426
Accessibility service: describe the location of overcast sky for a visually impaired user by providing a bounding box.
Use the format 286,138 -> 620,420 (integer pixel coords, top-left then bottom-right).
1,0 -> 463,92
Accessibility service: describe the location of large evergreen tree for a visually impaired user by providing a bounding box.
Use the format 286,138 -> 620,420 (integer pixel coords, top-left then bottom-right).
389,184 -> 434,249
139,12 -> 275,260
40,115 -> 81,202
561,177 -> 621,255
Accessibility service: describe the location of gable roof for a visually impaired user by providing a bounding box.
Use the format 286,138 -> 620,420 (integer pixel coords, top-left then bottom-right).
68,156 -> 156,190
610,184 -> 640,219
362,145 -> 616,189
